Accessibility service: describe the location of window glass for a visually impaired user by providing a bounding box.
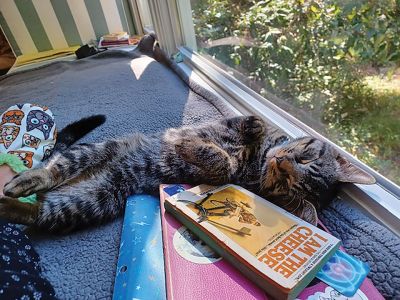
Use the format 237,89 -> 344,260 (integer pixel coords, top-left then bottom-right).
137,0 -> 153,32
189,0 -> 400,185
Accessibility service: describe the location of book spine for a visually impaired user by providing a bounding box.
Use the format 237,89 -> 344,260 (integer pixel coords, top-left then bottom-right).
164,201 -> 288,300
291,243 -> 340,298
101,42 -> 130,46
160,194 -> 175,300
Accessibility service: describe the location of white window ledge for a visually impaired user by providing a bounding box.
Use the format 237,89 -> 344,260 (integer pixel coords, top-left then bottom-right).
177,46 -> 400,237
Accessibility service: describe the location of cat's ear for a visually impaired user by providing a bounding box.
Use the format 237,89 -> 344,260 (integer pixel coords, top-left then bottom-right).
336,154 -> 376,184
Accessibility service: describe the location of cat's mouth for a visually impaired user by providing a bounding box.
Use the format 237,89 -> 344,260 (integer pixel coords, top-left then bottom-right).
261,155 -> 297,194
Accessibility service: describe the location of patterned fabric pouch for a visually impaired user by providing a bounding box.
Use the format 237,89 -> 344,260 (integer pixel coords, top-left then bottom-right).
0,103 -> 57,168
0,103 -> 57,203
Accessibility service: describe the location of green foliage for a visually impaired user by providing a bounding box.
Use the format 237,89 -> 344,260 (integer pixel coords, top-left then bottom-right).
192,0 -> 400,184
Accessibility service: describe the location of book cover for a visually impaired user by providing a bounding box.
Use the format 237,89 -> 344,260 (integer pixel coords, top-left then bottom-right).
164,184 -> 341,300
160,184 -> 268,300
113,195 -> 166,300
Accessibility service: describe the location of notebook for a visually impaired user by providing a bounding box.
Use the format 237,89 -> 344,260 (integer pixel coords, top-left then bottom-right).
113,194 -> 166,300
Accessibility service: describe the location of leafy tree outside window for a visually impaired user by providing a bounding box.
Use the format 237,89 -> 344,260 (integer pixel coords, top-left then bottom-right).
191,0 -> 400,185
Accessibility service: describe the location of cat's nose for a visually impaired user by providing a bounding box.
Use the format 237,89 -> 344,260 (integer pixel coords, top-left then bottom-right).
275,156 -> 284,164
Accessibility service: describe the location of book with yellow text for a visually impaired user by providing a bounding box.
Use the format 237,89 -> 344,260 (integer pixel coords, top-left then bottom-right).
164,184 -> 340,300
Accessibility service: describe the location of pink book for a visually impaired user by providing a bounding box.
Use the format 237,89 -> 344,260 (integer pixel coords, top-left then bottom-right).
160,184 -> 384,300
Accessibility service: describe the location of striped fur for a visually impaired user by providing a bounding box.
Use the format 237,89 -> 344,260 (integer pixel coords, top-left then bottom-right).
1,116 -> 375,232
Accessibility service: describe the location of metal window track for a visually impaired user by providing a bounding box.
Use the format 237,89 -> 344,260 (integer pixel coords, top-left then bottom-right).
177,46 -> 400,237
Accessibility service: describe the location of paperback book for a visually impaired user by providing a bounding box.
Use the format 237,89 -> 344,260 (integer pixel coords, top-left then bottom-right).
160,184 -> 268,300
164,184 -> 341,300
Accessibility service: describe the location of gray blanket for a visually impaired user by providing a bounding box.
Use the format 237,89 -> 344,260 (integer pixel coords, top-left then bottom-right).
0,48 -> 398,299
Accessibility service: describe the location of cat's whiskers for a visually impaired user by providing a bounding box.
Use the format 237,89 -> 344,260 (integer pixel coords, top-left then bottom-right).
290,197 -> 305,216
280,192 -> 298,210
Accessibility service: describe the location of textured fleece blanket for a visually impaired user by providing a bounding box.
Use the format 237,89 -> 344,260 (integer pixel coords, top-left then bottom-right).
0,44 -> 398,299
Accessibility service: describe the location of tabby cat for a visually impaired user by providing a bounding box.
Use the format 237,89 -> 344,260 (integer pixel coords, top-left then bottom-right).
0,116 -> 375,232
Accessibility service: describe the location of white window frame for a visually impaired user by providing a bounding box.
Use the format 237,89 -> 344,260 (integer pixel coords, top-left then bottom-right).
128,0 -> 156,35
138,0 -> 400,237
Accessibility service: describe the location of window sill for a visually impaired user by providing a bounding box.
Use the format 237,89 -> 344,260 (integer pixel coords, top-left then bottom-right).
177,46 -> 400,237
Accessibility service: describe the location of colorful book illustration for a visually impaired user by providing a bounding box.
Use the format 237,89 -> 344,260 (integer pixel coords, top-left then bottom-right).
316,250 -> 370,297
298,251 -> 383,300
164,184 -> 341,300
161,184 -> 384,299
113,195 -> 166,300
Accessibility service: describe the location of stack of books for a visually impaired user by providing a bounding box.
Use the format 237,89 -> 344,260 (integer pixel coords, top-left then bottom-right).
113,184 -> 384,300
98,32 -> 140,48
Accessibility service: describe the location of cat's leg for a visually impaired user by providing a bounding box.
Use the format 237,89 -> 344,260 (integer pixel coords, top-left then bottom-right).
172,116 -> 265,177
4,139 -> 124,198
222,115 -> 266,144
36,178 -> 124,232
0,172 -> 126,232
174,137 -> 236,179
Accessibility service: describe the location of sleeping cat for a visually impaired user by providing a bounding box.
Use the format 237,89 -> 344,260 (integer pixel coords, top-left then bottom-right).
0,116 -> 375,232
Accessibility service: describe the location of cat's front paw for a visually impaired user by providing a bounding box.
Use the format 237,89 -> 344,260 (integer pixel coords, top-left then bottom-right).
241,116 -> 266,143
3,169 -> 52,198
174,138 -> 197,163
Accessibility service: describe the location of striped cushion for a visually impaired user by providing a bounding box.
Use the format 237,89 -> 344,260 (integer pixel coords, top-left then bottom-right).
0,0 -> 136,56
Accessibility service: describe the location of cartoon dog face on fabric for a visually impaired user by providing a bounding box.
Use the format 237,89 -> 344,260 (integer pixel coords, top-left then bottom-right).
26,110 -> 54,139
1,125 -> 20,149
22,133 -> 41,149
8,150 -> 34,168
1,110 -> 25,125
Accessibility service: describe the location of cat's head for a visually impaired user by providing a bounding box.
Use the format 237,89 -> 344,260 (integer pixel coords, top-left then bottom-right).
259,137 -> 375,223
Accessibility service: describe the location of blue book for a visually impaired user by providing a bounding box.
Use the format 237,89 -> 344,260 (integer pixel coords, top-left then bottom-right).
113,195 -> 166,300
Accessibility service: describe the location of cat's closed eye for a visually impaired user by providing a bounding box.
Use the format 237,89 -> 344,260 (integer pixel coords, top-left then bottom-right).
295,154 -> 318,164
